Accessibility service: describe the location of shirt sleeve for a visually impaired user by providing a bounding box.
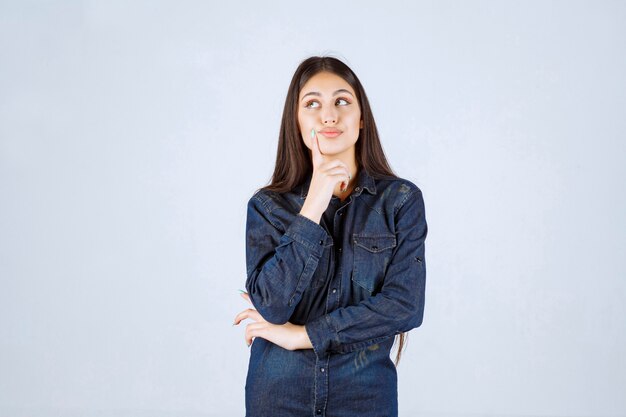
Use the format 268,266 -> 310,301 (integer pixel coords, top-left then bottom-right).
245,192 -> 331,324
304,188 -> 427,357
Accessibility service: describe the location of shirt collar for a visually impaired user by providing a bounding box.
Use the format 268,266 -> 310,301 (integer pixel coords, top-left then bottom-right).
299,167 -> 377,199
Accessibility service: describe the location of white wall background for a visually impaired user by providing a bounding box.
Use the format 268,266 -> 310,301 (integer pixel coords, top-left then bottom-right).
1,1 -> 625,416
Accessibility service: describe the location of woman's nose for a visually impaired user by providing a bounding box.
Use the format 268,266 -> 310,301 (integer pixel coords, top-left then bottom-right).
322,107 -> 338,124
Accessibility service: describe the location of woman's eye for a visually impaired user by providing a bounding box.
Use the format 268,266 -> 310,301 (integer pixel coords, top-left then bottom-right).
305,98 -> 350,108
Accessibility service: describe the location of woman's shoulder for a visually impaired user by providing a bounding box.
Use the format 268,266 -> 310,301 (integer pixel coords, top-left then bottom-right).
371,175 -> 426,221
374,174 -> 424,201
247,186 -> 301,215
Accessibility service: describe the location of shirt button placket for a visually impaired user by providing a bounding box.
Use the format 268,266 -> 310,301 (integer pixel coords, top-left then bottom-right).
313,355 -> 330,416
332,210 -> 343,308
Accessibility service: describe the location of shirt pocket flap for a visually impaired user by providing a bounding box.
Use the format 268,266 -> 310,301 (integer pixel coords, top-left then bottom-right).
353,234 -> 397,253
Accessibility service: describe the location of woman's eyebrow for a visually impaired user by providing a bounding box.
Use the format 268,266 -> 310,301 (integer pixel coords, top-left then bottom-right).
301,89 -> 354,101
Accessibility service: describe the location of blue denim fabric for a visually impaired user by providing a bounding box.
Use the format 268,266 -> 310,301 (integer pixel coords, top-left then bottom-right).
244,168 -> 427,417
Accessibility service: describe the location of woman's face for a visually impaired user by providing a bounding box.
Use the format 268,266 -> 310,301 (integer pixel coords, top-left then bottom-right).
298,71 -> 363,159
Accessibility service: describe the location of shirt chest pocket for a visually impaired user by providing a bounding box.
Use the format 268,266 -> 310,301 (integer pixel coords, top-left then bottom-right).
351,234 -> 397,295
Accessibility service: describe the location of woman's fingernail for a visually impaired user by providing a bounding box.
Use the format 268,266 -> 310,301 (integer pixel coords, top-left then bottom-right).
310,128 -> 315,139
238,289 -> 247,294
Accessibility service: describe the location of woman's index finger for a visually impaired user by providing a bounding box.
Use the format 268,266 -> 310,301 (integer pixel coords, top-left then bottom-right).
310,128 -> 324,165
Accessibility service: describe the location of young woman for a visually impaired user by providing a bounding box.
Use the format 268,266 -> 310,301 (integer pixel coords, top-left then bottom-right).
233,56 -> 428,417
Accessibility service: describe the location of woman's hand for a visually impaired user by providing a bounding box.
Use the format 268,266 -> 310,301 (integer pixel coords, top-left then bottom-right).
233,292 -> 314,351
300,129 -> 352,224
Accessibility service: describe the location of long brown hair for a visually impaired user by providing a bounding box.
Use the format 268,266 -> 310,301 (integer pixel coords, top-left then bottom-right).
262,55 -> 408,366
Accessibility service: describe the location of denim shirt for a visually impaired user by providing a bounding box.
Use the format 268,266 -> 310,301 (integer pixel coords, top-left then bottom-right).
244,168 -> 427,417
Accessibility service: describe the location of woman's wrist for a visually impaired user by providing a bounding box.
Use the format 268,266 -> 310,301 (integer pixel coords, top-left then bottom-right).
300,203 -> 322,224
300,325 -> 314,350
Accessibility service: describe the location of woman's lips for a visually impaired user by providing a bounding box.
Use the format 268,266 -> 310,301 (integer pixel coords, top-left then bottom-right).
319,129 -> 342,138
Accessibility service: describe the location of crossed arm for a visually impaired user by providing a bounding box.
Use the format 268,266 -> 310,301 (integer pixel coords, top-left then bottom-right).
233,291 -> 313,350
233,189 -> 427,356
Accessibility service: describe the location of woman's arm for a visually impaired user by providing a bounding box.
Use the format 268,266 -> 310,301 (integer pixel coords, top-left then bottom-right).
244,193 -> 330,324
234,292 -> 314,350
304,188 -> 428,357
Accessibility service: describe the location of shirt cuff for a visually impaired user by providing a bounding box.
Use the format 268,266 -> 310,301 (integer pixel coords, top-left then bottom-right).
305,314 -> 338,358
284,213 -> 331,257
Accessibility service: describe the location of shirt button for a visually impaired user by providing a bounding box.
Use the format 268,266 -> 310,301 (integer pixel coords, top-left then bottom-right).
316,410 -> 322,415
338,247 -> 342,253
332,288 -> 337,293
339,212 -> 343,216
355,186 -> 361,192
319,240 -> 323,245
320,367 -> 325,372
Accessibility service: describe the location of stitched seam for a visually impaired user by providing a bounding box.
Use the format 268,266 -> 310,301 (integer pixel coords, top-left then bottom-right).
313,354 -> 318,415
286,231 -> 318,252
